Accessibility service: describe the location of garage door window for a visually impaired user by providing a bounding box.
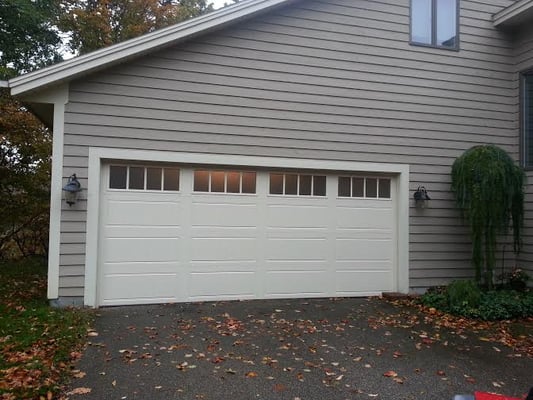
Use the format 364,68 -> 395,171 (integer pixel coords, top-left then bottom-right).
269,173 -> 327,196
193,170 -> 256,194
109,165 -> 180,191
338,177 -> 391,199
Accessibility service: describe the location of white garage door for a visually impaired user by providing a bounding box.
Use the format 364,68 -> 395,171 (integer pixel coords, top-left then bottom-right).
98,164 -> 397,306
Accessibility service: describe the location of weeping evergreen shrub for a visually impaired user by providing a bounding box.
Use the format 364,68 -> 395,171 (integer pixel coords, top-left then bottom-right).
451,145 -> 526,288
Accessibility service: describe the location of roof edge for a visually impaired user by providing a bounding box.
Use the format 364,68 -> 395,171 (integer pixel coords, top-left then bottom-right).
8,0 -> 293,96
493,0 -> 533,28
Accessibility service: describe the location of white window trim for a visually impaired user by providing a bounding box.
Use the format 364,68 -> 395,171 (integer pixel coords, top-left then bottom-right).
85,148 -> 410,307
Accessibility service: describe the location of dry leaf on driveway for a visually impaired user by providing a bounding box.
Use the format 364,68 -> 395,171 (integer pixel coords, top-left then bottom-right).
67,387 -> 92,395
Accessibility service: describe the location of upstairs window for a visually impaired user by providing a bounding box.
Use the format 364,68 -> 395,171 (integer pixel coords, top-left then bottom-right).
411,0 -> 458,49
523,72 -> 533,168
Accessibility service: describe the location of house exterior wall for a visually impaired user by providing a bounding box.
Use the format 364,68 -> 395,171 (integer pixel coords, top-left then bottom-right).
57,0 -> 518,299
514,23 -> 533,276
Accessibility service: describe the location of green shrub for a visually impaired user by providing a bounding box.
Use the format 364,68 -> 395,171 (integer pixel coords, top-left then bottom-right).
447,280 -> 482,311
420,283 -> 533,321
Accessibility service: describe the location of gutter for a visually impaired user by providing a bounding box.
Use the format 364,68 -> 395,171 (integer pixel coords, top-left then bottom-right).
0,81 -> 9,88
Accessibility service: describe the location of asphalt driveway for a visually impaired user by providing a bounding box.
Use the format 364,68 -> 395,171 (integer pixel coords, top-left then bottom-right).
63,298 -> 532,399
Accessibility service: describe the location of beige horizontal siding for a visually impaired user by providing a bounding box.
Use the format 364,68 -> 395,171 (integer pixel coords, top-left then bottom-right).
59,0 -> 519,298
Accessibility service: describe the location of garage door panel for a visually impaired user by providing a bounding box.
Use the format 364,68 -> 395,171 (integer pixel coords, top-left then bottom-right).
336,260 -> 393,271
190,238 -> 257,261
336,207 -> 394,230
265,271 -> 328,297
336,239 -> 393,261
267,205 -> 329,228
104,226 -> 181,238
266,228 -> 327,239
104,237 -> 180,263
188,272 -> 256,299
103,261 -> 179,275
266,260 -> 326,272
101,274 -> 177,305
191,202 -> 258,227
266,238 -> 328,260
191,226 -> 257,238
107,200 -> 181,226
336,271 -> 394,293
335,229 -> 392,240
190,261 -> 256,273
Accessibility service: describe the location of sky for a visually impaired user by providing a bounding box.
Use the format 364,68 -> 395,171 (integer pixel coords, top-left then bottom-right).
211,0 -> 232,9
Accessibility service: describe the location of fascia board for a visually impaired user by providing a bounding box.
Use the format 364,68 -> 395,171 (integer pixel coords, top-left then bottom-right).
493,0 -> 533,27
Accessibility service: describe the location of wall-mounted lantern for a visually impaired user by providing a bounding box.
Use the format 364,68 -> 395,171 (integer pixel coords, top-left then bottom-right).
414,186 -> 430,208
62,174 -> 82,206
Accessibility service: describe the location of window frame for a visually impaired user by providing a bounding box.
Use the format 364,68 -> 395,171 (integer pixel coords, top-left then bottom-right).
268,172 -> 327,197
192,169 -> 257,195
410,0 -> 460,51
337,176 -> 392,200
521,70 -> 533,169
108,164 -> 181,192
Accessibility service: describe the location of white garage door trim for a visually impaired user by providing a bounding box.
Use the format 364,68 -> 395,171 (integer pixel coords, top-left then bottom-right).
84,148 -> 410,307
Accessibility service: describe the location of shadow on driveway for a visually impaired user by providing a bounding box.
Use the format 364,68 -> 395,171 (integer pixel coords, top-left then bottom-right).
63,298 -> 532,399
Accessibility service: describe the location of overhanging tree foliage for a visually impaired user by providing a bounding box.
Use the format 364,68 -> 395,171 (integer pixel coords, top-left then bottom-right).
59,0 -> 213,54
0,0 -> 63,79
0,0 -> 62,259
451,145 -> 526,288
0,89 -> 52,259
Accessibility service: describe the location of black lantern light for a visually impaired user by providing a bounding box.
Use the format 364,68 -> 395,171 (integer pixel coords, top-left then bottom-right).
413,186 -> 430,208
62,174 -> 82,206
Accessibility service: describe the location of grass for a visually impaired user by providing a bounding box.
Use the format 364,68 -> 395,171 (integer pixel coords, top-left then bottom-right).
0,258 -> 92,399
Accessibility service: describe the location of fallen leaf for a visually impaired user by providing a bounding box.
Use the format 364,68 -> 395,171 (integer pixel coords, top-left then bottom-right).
72,371 -> 86,379
273,384 -> 287,392
383,370 -> 398,378
245,371 -> 258,378
67,387 -> 92,395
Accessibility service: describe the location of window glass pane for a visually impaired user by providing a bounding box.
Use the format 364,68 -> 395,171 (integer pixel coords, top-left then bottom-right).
163,168 -> 180,191
211,171 -> 225,192
129,167 -> 144,190
366,178 -> 378,198
379,178 -> 391,199
285,174 -> 298,195
299,175 -> 312,196
146,167 -> 162,190
227,172 -> 241,193
411,0 -> 432,44
338,177 -> 351,197
352,177 -> 365,197
109,166 -> 127,189
525,74 -> 533,167
270,173 -> 284,195
242,172 -> 256,194
313,176 -> 326,196
436,0 -> 456,47
194,170 -> 209,192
